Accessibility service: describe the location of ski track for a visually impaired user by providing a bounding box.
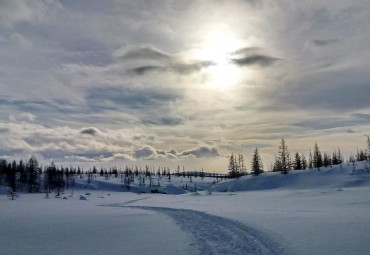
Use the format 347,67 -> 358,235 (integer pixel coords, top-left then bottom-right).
105,203 -> 286,255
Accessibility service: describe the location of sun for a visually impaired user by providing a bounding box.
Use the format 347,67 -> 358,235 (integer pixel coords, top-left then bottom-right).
194,32 -> 244,89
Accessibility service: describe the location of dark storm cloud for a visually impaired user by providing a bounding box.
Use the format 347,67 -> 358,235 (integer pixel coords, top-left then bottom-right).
179,146 -> 220,158
232,55 -> 279,67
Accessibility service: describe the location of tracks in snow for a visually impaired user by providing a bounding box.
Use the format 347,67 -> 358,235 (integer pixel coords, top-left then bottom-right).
106,203 -> 286,255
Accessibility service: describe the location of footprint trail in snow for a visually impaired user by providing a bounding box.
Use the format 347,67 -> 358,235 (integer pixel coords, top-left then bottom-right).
127,206 -> 286,255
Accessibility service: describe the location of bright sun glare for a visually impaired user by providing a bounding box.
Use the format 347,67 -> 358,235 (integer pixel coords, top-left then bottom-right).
195,32 -> 244,89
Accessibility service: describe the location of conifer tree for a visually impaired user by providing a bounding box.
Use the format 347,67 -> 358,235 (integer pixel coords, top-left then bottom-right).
27,156 -> 39,193
313,142 -> 323,170
332,151 -> 338,165
273,155 -> 282,172
238,154 -> 247,175
228,153 -> 238,178
323,153 -> 331,167
278,138 -> 290,174
367,135 -> 370,162
301,154 -> 307,170
293,152 -> 302,170
337,148 -> 343,165
308,149 -> 313,169
234,154 -> 240,177
251,148 -> 263,175
9,160 -> 16,192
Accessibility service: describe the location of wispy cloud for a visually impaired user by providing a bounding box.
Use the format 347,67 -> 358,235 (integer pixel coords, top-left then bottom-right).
118,45 -> 214,75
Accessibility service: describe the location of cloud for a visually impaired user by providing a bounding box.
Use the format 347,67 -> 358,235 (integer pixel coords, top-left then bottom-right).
351,113 -> 370,121
116,46 -> 172,61
171,61 -> 214,74
133,146 -> 157,159
86,85 -> 181,110
231,46 -> 279,67
0,128 -> 9,133
232,47 -> 261,55
80,127 -> 101,136
159,117 -> 184,126
179,146 -> 220,158
116,45 -> 213,76
101,153 -> 135,162
131,65 -> 165,75
283,80 -> 370,112
0,0 -> 63,27
64,155 -> 98,162
232,55 -> 280,67
9,112 -> 36,122
311,39 -> 339,47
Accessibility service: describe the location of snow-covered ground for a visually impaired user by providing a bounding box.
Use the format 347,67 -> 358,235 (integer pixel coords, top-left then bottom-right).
1,161 -> 370,254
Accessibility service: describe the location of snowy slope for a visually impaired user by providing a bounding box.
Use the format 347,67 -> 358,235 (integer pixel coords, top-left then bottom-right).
210,161 -> 370,192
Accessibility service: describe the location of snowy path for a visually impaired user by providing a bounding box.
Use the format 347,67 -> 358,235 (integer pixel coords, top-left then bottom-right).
104,202 -> 285,255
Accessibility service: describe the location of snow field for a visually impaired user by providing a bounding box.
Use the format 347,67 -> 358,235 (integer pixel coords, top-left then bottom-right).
1,161 -> 370,254
0,192 -> 197,255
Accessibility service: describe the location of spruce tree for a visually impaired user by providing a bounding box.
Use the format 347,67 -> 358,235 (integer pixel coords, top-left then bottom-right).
278,138 -> 290,174
27,156 -> 39,193
228,153 -> 238,178
251,148 -> 263,175
9,160 -> 17,192
367,135 -> 370,162
301,154 -> 307,170
273,155 -> 282,172
238,154 -> 247,175
294,152 -> 302,170
308,149 -> 313,169
337,148 -> 343,165
332,151 -> 338,165
313,142 -> 323,170
323,153 -> 331,167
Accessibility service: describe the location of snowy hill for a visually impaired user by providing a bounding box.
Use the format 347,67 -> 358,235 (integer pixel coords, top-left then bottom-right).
68,161 -> 370,195
210,161 -> 370,192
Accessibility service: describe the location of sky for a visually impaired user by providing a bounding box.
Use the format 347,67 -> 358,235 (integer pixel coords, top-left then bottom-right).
0,0 -> 369,172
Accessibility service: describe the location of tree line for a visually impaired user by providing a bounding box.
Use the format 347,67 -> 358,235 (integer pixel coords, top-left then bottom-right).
229,136 -> 370,177
0,156 -> 227,198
